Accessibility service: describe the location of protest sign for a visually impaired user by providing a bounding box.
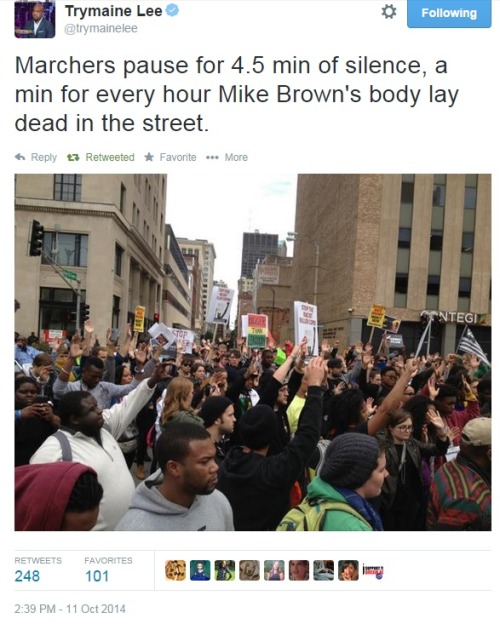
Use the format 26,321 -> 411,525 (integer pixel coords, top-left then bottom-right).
133,305 -> 146,333
294,301 -> 319,355
207,286 -> 234,325
247,313 -> 268,348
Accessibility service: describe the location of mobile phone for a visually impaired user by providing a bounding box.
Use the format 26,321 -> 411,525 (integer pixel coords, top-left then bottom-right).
33,395 -> 53,406
110,328 -> 120,342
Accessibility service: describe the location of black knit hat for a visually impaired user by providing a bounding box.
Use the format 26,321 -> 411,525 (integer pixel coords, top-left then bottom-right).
239,405 -> 277,450
199,397 -> 233,428
319,433 -> 380,489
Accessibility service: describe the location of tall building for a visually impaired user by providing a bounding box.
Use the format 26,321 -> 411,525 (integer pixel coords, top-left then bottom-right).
291,174 -> 491,356
240,231 -> 279,278
15,174 -> 166,341
177,238 -> 216,332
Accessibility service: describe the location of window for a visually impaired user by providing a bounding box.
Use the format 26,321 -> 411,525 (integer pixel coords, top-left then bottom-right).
394,273 -> 408,307
115,244 -> 124,277
112,296 -> 120,329
54,174 -> 82,201
464,175 -> 478,210
400,175 -> 414,204
430,230 -> 443,250
427,275 -> 440,296
459,277 -> 471,298
432,175 -> 446,207
461,233 -> 474,253
120,183 -> 126,214
395,274 -> 408,293
398,228 -> 411,249
42,232 -> 88,267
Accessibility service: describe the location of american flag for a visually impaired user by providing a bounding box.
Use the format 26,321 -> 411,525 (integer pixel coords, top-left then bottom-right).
457,327 -> 490,366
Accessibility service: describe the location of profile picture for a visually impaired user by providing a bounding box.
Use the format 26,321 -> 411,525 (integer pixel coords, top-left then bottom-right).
239,560 -> 260,581
214,560 -> 235,581
313,560 -> 334,581
264,560 -> 285,581
165,560 -> 186,581
339,560 -> 359,581
190,560 -> 210,581
15,2 -> 56,38
289,560 -> 309,581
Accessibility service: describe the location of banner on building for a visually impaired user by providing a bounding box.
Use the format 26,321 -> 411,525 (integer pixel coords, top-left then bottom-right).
367,304 -> 387,328
257,264 -> 280,285
207,286 -> 234,325
133,305 -> 146,332
247,313 -> 268,348
294,301 -> 319,356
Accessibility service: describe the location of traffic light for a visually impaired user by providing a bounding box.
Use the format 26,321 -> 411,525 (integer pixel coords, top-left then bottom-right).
153,313 -> 160,323
29,220 -> 44,257
80,303 -> 90,322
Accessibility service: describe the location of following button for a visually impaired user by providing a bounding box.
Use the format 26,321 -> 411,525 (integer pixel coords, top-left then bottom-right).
407,0 -> 491,28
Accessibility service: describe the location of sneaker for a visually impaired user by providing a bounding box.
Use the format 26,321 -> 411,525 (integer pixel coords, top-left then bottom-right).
136,465 -> 145,480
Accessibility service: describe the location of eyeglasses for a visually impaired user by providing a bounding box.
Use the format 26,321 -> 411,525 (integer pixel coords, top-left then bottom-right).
395,425 -> 414,432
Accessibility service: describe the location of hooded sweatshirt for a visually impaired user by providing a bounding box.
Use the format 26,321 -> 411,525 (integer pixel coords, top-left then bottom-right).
217,386 -> 323,531
115,469 -> 234,531
15,462 -> 98,530
306,477 -> 373,531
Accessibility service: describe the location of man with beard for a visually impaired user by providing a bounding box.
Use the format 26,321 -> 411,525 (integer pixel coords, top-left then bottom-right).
115,422 -> 234,531
30,362 -> 170,530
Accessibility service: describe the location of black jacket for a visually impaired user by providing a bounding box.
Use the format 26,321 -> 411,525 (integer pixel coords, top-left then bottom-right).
217,386 -> 323,530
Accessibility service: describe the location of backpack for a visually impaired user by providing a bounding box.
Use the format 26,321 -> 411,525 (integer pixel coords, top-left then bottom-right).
277,497 -> 371,531
51,430 -> 73,461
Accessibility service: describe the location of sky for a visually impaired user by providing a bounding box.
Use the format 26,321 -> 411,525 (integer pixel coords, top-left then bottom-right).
165,173 -> 298,307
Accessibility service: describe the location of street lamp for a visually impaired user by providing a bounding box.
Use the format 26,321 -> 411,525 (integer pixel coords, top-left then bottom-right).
286,231 -> 320,306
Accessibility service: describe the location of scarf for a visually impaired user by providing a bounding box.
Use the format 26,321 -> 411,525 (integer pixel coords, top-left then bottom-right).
336,487 -> 384,531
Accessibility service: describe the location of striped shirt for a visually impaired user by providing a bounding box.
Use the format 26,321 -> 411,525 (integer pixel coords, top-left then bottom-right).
427,454 -> 491,530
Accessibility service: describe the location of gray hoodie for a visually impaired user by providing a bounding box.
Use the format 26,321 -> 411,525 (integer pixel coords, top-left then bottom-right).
115,469 -> 234,531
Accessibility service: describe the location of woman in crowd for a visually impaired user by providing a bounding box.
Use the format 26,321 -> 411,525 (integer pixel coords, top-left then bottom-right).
323,358 -> 418,439
15,376 -> 59,466
380,407 -> 450,531
160,377 -> 204,429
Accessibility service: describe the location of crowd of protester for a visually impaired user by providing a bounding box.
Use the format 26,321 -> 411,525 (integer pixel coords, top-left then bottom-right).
15,323 -> 491,531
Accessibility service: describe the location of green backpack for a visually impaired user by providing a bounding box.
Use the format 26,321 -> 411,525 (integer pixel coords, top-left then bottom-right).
277,497 -> 371,531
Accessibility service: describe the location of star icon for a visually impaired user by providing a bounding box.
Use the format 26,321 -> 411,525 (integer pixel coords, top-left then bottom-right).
144,152 -> 154,161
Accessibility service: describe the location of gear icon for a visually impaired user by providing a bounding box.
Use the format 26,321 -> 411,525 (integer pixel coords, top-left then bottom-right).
382,4 -> 397,18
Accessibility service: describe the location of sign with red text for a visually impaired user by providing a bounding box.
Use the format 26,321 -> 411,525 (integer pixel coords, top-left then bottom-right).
133,305 -> 146,332
294,301 -> 319,356
367,304 -> 387,328
170,328 -> 195,353
247,313 -> 268,348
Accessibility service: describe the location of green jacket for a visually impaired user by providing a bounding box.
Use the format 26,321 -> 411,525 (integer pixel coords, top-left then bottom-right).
306,477 -> 373,531
163,410 -> 204,428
